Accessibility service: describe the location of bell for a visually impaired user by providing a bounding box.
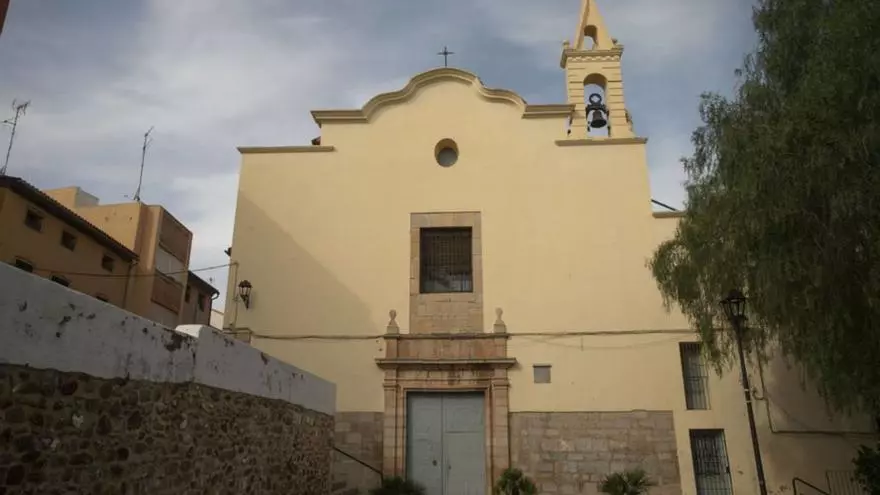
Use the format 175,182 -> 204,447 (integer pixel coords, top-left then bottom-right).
589,110 -> 607,129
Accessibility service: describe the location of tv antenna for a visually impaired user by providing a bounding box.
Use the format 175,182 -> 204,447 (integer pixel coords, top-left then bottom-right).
132,126 -> 154,202
1,100 -> 31,176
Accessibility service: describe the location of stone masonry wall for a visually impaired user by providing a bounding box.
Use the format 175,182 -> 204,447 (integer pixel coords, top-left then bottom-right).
510,411 -> 681,495
0,363 -> 333,494
331,412 -> 384,495
0,263 -> 337,494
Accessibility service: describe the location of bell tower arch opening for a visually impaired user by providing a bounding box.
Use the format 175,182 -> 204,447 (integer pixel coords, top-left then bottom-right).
562,0 -> 634,139
584,73 -> 609,137
583,25 -> 599,50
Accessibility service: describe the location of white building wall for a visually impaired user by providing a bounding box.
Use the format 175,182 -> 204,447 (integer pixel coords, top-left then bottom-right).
0,263 -> 335,415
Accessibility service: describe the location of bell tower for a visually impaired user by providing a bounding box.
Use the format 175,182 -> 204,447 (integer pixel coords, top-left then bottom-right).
561,0 -> 634,139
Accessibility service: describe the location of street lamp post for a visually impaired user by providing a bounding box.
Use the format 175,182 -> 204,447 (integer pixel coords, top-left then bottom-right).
721,289 -> 768,495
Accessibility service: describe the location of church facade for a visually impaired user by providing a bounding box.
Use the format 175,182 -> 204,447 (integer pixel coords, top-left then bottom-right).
224,1 -> 874,494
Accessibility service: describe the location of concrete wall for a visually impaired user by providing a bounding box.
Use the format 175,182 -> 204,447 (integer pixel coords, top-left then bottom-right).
42,186 -> 99,208
0,188 -> 134,308
0,263 -> 336,493
47,195 -> 196,328
59,200 -> 156,318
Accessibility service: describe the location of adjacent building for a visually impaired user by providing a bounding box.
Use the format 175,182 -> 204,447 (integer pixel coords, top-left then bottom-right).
182,270 -> 219,326
224,1 -> 876,494
19,184 -> 217,328
0,176 -> 137,306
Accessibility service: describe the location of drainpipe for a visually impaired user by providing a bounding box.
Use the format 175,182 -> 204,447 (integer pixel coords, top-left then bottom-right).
229,261 -> 240,330
122,259 -> 137,310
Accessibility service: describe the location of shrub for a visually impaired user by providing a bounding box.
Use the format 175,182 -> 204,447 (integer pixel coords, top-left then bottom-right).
368,476 -> 426,495
854,443 -> 880,495
494,467 -> 538,495
598,469 -> 656,495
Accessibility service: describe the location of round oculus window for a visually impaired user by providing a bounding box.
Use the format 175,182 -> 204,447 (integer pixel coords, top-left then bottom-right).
435,139 -> 459,167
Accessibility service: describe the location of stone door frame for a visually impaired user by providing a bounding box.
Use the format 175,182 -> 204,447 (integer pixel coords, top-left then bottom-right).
377,330 -> 514,492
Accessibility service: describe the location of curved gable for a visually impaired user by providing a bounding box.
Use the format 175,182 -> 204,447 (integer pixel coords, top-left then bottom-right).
311,68 -> 570,125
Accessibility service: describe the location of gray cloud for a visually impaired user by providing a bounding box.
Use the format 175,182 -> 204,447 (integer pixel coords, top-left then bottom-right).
0,0 -> 756,310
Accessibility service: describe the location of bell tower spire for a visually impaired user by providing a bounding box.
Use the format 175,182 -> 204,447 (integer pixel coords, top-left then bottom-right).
561,0 -> 634,139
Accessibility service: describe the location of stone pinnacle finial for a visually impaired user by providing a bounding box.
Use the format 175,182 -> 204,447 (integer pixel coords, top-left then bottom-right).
493,308 -> 507,333
387,309 -> 399,334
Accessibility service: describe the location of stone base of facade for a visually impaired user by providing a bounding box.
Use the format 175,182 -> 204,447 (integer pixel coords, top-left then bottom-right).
510,411 -> 681,495
331,412 -> 384,495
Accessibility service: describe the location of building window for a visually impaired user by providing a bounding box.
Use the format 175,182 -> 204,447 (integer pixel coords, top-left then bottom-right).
680,342 -> 710,410
184,287 -> 191,303
60,231 -> 77,251
95,294 -> 109,302
533,365 -> 551,384
14,259 -> 34,273
50,275 -> 70,287
24,210 -> 43,231
197,294 -> 206,312
101,255 -> 115,272
419,227 -> 473,293
690,429 -> 733,495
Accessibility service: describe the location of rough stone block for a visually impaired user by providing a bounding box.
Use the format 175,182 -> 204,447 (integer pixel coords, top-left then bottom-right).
511,411 -> 681,495
0,363 -> 333,494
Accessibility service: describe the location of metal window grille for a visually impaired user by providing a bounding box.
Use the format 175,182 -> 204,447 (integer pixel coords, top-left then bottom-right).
690,429 -> 733,495
419,227 -> 473,293
680,343 -> 710,410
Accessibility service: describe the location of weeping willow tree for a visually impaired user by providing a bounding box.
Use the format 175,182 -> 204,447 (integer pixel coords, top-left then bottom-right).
650,0 -> 880,415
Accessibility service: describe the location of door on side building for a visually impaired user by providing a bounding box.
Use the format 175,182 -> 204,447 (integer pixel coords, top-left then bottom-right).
406,392 -> 486,495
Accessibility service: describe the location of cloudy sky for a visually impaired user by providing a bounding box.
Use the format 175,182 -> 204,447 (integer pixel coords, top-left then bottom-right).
0,0 -> 756,309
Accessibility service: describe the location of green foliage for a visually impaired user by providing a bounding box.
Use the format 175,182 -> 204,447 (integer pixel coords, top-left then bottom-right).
494,467 -> 538,495
598,469 -> 656,495
649,0 -> 880,414
854,443 -> 880,495
368,476 -> 426,495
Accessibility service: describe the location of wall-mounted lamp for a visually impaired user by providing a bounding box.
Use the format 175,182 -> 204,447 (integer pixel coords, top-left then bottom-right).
238,280 -> 253,309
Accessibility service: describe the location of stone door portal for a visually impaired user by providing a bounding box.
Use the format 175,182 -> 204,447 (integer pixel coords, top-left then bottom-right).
406,393 -> 486,495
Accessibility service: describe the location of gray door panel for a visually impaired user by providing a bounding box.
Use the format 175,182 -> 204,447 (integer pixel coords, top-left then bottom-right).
407,394 -> 444,495
407,393 -> 486,495
444,431 -> 486,495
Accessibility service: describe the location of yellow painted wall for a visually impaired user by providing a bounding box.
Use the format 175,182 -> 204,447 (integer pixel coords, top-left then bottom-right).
45,194 -> 194,326
74,202 -> 157,317
0,189 -> 133,307
227,70 -> 874,494
228,75 -> 675,410
509,332 -> 873,495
